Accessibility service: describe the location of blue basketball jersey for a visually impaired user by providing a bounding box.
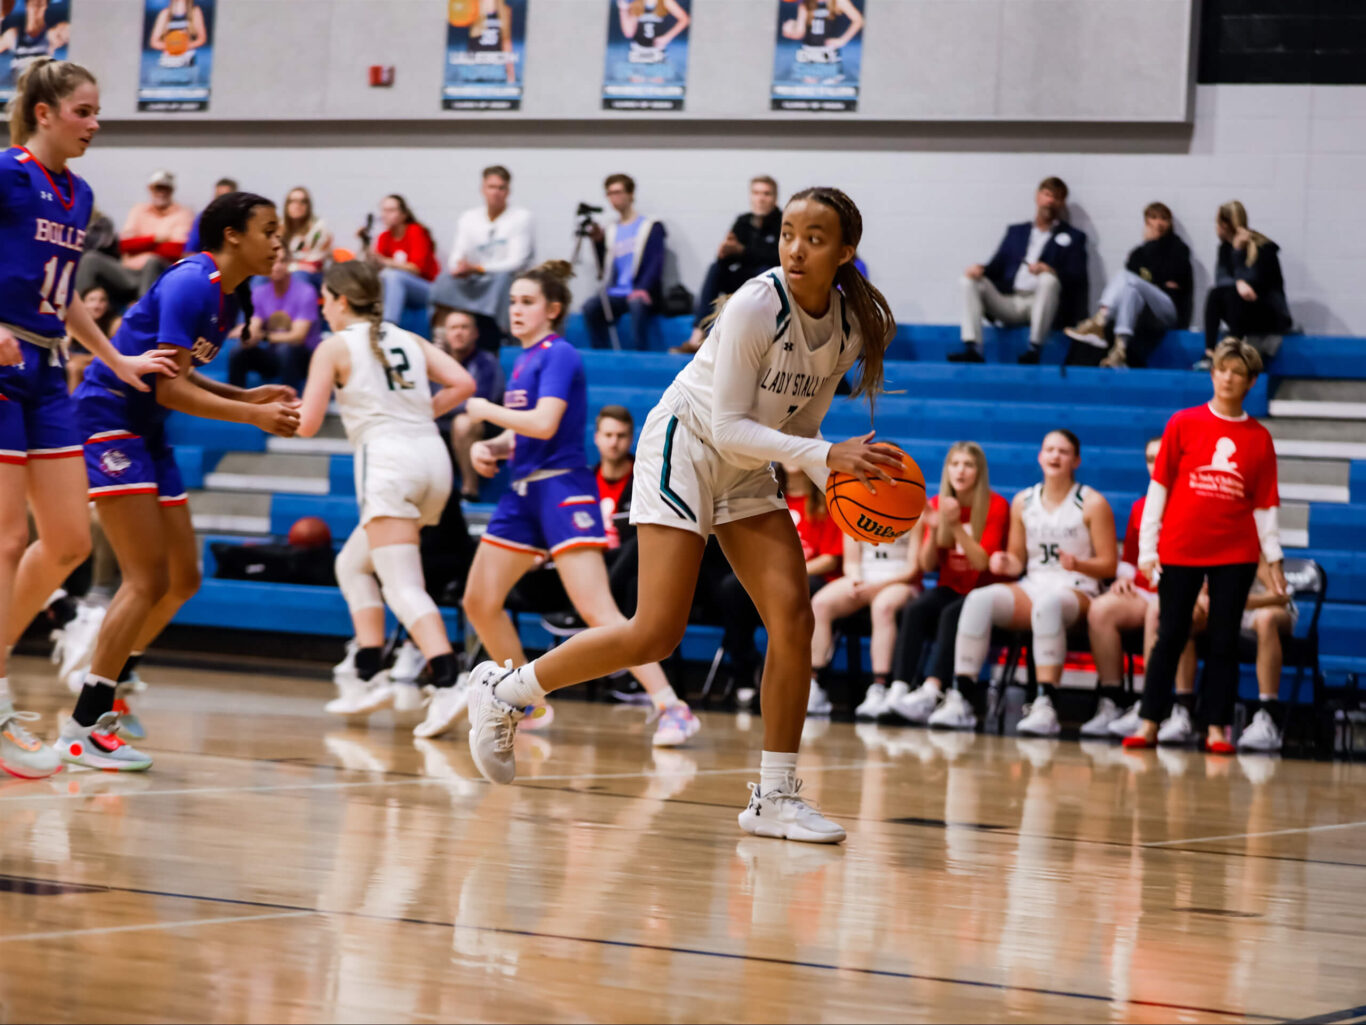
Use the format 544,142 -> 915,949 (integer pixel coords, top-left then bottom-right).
83,253 -> 239,431
0,146 -> 94,340
503,334 -> 588,479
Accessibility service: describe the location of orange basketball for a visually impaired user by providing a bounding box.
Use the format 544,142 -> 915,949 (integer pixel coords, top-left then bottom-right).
288,516 -> 332,550
825,445 -> 926,545
164,28 -> 189,56
449,0 -> 477,27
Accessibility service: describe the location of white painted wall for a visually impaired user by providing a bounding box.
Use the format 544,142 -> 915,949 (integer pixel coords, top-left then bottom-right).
77,84 -> 1366,334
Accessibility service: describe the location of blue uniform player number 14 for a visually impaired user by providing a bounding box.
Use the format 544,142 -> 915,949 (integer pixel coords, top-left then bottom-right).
37,256 -> 75,318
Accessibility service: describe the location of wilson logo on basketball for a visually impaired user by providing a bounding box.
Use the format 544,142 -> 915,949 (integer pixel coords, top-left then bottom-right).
854,514 -> 898,539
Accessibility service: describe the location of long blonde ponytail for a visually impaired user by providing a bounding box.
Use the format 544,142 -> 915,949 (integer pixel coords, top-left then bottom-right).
9,58 -> 97,148
324,262 -> 413,390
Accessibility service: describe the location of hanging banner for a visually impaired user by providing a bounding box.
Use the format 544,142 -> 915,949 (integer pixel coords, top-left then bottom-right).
601,0 -> 691,112
137,0 -> 215,112
443,0 -> 526,111
0,0 -> 71,110
770,0 -> 865,112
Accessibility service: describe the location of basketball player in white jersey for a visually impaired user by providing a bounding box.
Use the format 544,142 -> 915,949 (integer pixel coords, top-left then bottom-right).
949,430 -> 1117,735
807,526 -> 921,717
296,262 -> 476,733
462,187 -> 900,844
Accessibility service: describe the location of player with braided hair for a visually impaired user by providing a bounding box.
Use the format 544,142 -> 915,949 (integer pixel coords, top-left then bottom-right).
464,189 -> 898,843
297,260 -> 476,729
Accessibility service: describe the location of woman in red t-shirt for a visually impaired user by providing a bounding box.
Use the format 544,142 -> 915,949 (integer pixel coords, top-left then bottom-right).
1126,338 -> 1286,752
716,464 -> 843,696
368,194 -> 440,325
877,442 -> 1010,724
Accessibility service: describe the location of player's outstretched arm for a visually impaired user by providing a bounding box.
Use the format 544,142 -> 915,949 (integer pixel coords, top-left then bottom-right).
296,339 -> 341,438
156,346 -> 299,437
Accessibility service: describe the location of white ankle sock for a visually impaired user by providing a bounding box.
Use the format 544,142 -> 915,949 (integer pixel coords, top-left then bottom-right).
0,676 -> 10,703
649,684 -> 680,712
759,750 -> 798,794
494,662 -> 547,709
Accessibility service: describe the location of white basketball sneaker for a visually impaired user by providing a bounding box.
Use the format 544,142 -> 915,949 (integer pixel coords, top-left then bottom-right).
1017,693 -> 1061,737
391,681 -> 427,722
0,703 -> 62,779
1157,704 -> 1195,745
1237,709 -> 1283,753
1107,701 -> 1144,738
853,683 -> 888,720
351,672 -> 397,716
54,713 -> 153,771
413,674 -> 471,739
466,661 -> 524,784
390,641 -> 426,685
1080,696 -> 1122,738
332,638 -> 358,682
53,603 -> 105,682
928,688 -> 977,730
807,680 -> 832,717
738,778 -> 846,844
325,674 -> 386,717
651,703 -> 701,747
890,681 -> 942,724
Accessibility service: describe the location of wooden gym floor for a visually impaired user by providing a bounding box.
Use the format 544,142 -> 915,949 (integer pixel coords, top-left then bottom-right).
1,653 -> 1364,1024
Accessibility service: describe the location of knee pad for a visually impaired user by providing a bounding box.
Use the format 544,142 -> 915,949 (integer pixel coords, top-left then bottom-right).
335,528 -> 382,615
1030,589 -> 1080,667
953,585 -> 1015,677
371,543 -> 439,631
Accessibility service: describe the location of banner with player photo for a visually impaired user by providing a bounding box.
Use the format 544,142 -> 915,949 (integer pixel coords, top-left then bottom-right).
601,0 -> 691,112
770,0 -> 865,112
0,0 -> 71,110
443,0 -> 526,111
137,0 -> 216,112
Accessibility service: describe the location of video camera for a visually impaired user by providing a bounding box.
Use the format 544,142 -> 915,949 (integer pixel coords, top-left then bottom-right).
575,202 -> 604,239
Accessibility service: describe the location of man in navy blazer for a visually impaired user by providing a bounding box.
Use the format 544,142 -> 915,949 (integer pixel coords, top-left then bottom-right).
950,177 -> 1089,364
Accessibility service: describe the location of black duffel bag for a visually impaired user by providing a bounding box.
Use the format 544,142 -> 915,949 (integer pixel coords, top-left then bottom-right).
211,542 -> 336,587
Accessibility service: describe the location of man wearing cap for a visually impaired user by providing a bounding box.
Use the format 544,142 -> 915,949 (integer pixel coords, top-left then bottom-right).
75,169 -> 194,304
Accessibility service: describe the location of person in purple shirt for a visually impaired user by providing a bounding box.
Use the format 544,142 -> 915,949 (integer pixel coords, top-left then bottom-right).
227,249 -> 319,390
438,308 -> 505,501
450,260 -> 698,747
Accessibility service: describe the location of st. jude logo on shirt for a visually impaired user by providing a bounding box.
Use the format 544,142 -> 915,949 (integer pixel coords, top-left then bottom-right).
1190,436 -> 1245,500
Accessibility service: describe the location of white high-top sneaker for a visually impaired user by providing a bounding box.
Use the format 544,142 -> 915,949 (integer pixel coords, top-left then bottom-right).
853,683 -> 888,721
890,681 -> 942,724
1080,696 -> 1122,738
1016,693 -> 1060,737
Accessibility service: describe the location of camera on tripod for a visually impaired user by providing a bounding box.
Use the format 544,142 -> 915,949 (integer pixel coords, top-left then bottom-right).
575,202 -> 604,239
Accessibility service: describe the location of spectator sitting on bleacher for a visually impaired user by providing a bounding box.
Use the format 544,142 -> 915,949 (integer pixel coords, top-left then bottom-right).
430,165 -> 534,353
583,173 -> 667,351
950,176 -> 1088,365
65,285 -> 121,394
1236,559 -> 1299,753
593,405 -> 640,615
806,523 -> 921,718
1197,200 -> 1292,370
673,175 -> 781,355
440,309 -> 506,502
75,169 -> 193,305
366,194 -> 441,327
884,443 -> 1010,725
281,186 -> 333,289
1065,202 -> 1193,369
184,177 -> 237,255
227,250 -> 319,392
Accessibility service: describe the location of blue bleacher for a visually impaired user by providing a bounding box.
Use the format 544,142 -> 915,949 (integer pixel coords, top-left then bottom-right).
176,319 -> 1366,694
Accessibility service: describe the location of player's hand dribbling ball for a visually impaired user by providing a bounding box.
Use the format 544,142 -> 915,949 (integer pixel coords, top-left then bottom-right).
825,445 -> 926,544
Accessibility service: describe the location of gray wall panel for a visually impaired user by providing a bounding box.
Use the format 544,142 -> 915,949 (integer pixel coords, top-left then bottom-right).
214,0 -> 332,117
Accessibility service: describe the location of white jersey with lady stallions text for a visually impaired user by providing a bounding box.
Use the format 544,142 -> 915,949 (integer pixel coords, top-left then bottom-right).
1021,481 -> 1099,595
335,321 -> 437,448
660,268 -> 862,489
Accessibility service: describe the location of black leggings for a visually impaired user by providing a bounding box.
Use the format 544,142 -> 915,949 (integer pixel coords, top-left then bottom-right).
890,585 -> 964,684
1203,285 -> 1284,354
1140,562 -> 1258,727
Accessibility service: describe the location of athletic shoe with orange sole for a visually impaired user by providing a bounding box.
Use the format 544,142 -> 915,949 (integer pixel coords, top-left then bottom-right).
54,712 -> 153,771
0,703 -> 62,779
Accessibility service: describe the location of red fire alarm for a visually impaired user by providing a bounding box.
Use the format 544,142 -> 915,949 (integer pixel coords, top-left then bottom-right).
368,65 -> 395,87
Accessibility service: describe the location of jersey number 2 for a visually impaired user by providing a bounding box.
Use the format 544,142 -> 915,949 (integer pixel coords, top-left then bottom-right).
384,346 -> 414,390
38,257 -> 74,319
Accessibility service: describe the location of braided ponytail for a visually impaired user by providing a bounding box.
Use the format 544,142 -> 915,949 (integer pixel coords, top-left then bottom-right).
324,261 -> 412,389
789,187 -> 896,408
